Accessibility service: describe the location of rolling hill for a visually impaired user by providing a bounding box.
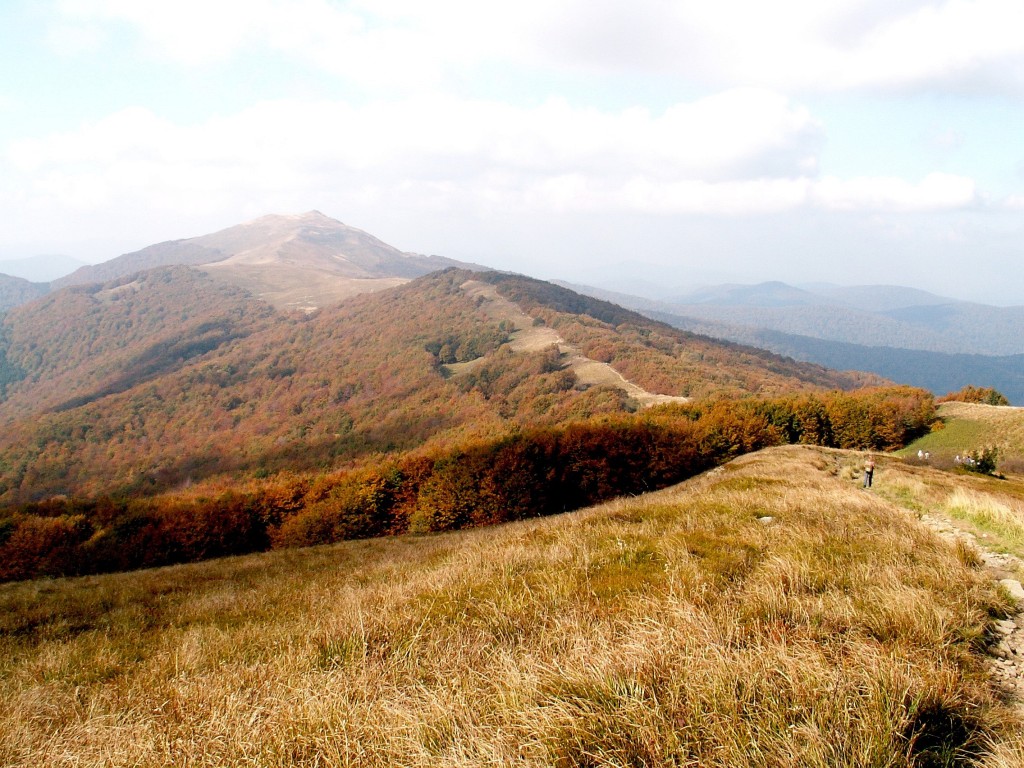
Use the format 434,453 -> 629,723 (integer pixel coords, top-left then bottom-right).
0,264 -> 880,504
0,274 -> 48,313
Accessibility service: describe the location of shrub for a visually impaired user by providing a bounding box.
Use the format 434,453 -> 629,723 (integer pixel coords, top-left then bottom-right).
275,472 -> 398,546
963,447 -> 999,475
939,386 -> 1010,406
0,514 -> 94,580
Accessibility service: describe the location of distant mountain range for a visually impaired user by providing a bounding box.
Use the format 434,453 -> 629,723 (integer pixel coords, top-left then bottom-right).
637,280 -> 1024,356
563,280 -> 1024,403
0,274 -> 49,313
0,253 -> 87,283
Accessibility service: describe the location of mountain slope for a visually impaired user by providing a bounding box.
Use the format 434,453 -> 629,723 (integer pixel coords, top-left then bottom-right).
0,267 -> 274,423
0,274 -> 48,313
2,444 -> 1017,765
0,267 -> 879,503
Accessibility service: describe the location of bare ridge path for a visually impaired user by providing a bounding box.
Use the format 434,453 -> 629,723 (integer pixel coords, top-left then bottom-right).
854,448 -> 1024,715
460,279 -> 691,408
918,509 -> 1024,710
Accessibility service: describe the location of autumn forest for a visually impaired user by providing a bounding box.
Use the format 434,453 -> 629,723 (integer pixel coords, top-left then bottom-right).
0,265 -> 933,582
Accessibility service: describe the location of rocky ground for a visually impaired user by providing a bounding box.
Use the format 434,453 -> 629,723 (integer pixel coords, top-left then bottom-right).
921,512 -> 1024,708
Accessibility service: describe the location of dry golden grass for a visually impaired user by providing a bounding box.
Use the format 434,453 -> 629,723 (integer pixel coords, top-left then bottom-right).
944,490 -> 1024,554
1,445 -> 1021,767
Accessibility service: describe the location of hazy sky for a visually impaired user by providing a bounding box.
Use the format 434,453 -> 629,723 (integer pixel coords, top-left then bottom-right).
2,1 -> 1023,303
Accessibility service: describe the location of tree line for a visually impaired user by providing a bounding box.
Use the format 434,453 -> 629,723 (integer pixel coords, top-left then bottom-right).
0,386 -> 934,582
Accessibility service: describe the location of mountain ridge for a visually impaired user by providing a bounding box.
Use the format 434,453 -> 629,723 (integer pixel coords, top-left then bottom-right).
0,265 -> 880,503
0,274 -> 49,313
575,279 -> 1024,356
49,211 -> 481,312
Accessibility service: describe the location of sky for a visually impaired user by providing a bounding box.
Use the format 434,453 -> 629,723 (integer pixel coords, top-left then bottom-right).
1,1 -> 1023,304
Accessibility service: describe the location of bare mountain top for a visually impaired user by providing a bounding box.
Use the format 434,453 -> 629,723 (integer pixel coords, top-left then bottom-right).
53,212 -> 479,311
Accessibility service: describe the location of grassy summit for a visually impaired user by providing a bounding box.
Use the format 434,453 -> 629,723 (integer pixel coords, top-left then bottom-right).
3,445 -> 1022,766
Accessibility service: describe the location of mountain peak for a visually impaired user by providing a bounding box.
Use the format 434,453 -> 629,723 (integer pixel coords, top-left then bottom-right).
51,213 -> 479,311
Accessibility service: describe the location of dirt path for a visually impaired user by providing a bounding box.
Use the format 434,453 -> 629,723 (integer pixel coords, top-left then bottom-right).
460,280 -> 690,408
919,511 -> 1024,708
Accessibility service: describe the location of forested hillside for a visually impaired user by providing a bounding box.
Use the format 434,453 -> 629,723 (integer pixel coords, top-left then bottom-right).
0,274 -> 48,313
0,267 -> 876,505
0,385 -> 935,582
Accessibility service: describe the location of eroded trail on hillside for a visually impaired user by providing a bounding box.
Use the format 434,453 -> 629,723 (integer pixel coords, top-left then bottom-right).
920,510 -> 1024,709
460,280 -> 690,408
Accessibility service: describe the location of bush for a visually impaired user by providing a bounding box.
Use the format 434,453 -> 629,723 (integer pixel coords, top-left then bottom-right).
939,386 -> 1010,406
962,447 -> 999,475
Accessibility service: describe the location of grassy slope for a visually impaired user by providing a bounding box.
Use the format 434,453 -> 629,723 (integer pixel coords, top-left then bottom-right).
902,402 -> 1024,474
2,446 -> 1021,767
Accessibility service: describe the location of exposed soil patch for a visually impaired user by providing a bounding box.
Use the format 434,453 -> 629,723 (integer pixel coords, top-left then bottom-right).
202,262 -> 407,312
460,280 -> 690,408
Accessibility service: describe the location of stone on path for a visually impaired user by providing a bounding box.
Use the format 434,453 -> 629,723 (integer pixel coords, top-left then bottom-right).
1000,579 -> 1024,603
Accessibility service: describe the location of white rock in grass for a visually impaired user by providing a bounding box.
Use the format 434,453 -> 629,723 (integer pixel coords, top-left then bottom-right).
999,579 -> 1024,603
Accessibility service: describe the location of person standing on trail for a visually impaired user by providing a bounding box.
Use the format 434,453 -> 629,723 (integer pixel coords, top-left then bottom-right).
863,457 -> 876,489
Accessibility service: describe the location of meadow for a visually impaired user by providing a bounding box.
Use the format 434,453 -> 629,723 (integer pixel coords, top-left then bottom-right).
901,402 -> 1024,475
3,444 -> 1022,767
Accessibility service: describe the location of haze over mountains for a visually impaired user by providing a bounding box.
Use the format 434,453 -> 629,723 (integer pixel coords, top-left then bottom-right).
565,280 -> 1024,403
2,210 -> 1018,433
0,274 -> 49,313
0,254 -> 86,283
51,211 -> 478,312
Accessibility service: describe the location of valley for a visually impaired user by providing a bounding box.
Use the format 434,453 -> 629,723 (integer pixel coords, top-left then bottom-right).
567,280 -> 1024,405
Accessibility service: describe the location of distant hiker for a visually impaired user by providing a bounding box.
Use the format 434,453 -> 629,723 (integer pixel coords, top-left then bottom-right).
863,457 -> 875,488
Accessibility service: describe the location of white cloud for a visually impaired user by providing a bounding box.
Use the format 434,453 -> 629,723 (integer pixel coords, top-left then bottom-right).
529,0 -> 1024,94
3,93 -> 981,223
54,0 -> 446,89
811,173 -> 978,211
51,0 -> 1024,95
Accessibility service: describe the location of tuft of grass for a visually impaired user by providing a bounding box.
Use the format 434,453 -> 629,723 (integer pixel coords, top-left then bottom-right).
944,489 -> 1024,556
0,444 -> 1020,766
